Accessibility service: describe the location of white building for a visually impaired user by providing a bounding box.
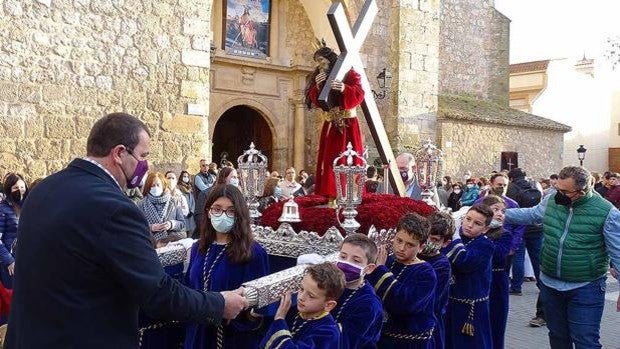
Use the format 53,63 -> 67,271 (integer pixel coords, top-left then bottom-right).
509,57 -> 620,173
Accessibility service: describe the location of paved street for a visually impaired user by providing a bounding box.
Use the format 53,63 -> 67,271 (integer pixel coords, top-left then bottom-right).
505,274 -> 619,349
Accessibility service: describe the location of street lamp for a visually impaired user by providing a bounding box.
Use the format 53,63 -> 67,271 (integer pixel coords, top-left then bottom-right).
371,68 -> 392,100
576,145 -> 587,166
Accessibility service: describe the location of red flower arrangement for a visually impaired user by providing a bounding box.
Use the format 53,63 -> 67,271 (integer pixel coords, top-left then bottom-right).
259,194 -> 435,236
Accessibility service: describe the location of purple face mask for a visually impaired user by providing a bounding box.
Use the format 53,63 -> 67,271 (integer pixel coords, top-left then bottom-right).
336,260 -> 364,282
126,156 -> 149,189
400,170 -> 409,182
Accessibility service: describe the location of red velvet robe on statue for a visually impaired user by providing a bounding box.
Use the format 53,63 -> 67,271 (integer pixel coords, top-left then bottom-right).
307,69 -> 365,199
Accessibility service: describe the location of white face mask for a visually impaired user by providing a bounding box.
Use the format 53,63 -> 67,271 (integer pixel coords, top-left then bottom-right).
181,176 -> 190,183
489,219 -> 503,229
150,186 -> 163,197
466,184 -> 474,189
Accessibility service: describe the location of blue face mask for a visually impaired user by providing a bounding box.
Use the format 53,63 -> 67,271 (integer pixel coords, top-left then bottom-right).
229,178 -> 239,187
210,213 -> 235,233
274,187 -> 282,198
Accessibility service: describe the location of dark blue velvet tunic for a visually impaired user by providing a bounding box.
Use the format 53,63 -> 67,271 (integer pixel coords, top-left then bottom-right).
184,241 -> 269,349
444,235 -> 494,349
330,281 -> 383,348
260,313 -> 341,349
489,229 -> 513,349
420,253 -> 451,349
367,256 -> 437,349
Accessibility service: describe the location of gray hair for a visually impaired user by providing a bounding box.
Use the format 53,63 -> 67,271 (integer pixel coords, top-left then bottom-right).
396,152 -> 415,166
558,166 -> 591,192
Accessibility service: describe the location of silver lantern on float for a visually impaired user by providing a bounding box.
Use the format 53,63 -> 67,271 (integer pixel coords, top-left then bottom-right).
414,139 -> 444,207
237,142 -> 268,220
333,142 -> 367,234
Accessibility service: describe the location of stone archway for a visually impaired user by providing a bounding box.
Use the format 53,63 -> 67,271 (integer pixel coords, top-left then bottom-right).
212,105 -> 273,169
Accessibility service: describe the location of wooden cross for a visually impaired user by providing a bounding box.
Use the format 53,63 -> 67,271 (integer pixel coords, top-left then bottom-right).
506,158 -> 515,170
319,0 -> 405,196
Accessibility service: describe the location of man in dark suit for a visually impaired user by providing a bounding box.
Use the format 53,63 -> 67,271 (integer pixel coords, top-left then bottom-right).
5,113 -> 248,348
376,152 -> 423,200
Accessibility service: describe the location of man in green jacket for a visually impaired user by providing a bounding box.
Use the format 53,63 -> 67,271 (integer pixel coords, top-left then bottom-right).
505,166 -> 620,349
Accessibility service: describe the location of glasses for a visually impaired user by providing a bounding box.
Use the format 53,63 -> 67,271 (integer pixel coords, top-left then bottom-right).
557,189 -> 581,196
209,206 -> 235,218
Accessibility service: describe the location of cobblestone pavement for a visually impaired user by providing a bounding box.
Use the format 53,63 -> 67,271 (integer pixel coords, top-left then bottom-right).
505,275 -> 619,349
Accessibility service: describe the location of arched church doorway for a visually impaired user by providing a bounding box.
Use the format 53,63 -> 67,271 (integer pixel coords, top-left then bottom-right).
212,105 -> 273,168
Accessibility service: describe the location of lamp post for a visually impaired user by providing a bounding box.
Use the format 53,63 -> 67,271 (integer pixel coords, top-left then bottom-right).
333,142 -> 367,234
237,143 -> 268,220
371,68 -> 392,100
414,139 -> 444,207
577,145 -> 587,166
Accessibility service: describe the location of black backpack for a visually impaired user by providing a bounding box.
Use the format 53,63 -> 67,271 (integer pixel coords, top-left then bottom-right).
517,180 -> 542,208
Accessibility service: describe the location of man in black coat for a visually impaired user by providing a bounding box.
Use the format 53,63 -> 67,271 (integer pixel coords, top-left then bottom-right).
5,113 -> 248,348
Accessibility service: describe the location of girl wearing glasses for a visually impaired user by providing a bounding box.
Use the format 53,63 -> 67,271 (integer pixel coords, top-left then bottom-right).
184,184 -> 269,349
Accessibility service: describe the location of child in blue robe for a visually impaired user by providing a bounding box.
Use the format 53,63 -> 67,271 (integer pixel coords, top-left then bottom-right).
333,234 -> 384,348
366,213 -> 437,349
419,211 -> 454,349
481,195 -> 513,349
445,204 -> 495,349
184,185 -> 269,349
260,262 -> 344,349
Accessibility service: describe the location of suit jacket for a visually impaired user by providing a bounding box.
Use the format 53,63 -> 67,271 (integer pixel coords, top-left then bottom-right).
5,159 -> 224,349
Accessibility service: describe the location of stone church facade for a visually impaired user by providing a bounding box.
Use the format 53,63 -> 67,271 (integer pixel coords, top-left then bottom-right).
0,0 -> 568,182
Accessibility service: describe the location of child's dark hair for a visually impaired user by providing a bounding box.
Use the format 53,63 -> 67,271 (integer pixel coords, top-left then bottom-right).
428,211 -> 455,240
199,184 -> 254,264
481,195 -> 505,240
396,213 -> 431,243
341,233 -> 378,264
305,262 -> 345,301
468,204 -> 494,226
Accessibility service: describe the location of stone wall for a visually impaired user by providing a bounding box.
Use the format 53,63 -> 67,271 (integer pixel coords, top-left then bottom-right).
0,0 -> 213,180
439,0 -> 510,104
388,0 -> 441,154
438,120 -> 565,180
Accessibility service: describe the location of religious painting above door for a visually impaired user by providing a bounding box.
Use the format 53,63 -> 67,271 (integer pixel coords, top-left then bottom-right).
223,0 -> 271,59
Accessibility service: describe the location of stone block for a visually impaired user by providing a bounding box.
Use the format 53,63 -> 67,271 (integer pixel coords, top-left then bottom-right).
42,85 -> 69,102
122,92 -> 147,110
36,139 -> 65,160
0,139 -> 16,154
45,116 -> 76,139
148,94 -> 168,112
180,80 -> 207,99
27,160 -> 48,180
183,18 -> 209,36
187,67 -> 200,81
0,82 -> 18,102
161,114 -> 204,134
192,36 -> 210,51
24,116 -> 45,138
71,138 -> 87,156
47,160 -> 67,174
75,117 -> 98,138
16,139 -> 36,155
181,50 -> 210,68
8,103 -> 36,118
95,75 -> 113,90
162,142 -> 183,162
96,90 -> 120,108
0,153 -> 22,175
69,88 -> 98,107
